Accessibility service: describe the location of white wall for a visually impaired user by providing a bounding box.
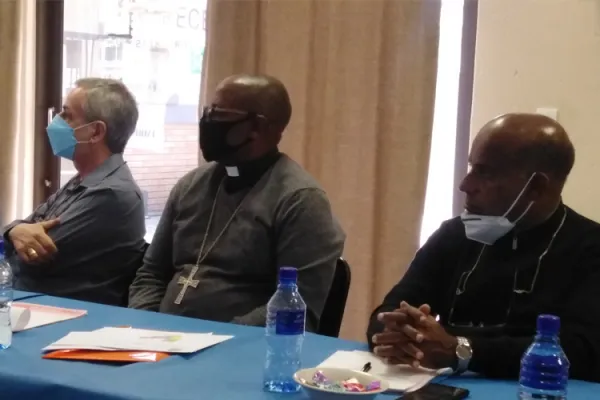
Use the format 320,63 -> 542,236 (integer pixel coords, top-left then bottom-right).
472,0 -> 600,221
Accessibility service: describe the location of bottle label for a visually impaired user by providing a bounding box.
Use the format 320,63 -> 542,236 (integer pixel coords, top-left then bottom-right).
275,310 -> 305,335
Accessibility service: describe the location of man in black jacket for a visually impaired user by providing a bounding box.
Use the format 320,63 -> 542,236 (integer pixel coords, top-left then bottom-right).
367,113 -> 600,382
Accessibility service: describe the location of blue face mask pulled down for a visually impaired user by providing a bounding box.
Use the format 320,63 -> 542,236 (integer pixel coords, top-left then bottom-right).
460,173 -> 537,245
46,115 -> 92,160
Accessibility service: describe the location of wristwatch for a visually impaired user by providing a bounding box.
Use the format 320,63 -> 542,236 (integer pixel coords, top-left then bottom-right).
455,336 -> 473,374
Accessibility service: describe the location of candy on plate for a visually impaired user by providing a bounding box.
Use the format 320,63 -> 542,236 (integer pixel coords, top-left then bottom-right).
301,370 -> 382,393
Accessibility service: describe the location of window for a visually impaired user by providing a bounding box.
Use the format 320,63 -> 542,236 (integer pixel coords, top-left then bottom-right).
62,0 -> 208,242
420,0 -> 465,245
103,42 -> 123,62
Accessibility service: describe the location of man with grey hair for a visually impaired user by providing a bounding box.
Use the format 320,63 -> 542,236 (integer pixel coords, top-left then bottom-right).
1,78 -> 146,306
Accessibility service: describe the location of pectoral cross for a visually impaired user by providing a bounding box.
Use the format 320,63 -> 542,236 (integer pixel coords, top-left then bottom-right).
174,266 -> 200,305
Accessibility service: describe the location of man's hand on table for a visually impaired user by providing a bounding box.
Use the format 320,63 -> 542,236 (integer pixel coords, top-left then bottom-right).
372,301 -> 458,370
8,219 -> 60,264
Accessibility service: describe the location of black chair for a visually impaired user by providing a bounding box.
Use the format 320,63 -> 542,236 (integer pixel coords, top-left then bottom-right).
318,258 -> 351,337
120,241 -> 150,307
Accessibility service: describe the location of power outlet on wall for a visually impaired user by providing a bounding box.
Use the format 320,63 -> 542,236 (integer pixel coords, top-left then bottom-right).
535,107 -> 559,121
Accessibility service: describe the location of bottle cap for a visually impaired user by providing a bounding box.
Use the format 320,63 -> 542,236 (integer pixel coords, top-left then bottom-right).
278,267 -> 297,284
537,314 -> 560,335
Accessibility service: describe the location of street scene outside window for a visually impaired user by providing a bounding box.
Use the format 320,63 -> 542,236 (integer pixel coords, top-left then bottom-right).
61,0 -> 207,241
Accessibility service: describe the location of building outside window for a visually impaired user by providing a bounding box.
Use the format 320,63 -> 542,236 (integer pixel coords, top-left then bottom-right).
62,0 -> 207,241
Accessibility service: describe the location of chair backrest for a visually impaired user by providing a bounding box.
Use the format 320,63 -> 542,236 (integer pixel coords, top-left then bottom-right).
318,258 -> 351,337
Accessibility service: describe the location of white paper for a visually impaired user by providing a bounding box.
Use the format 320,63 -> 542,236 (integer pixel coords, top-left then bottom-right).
43,327 -> 233,354
318,350 -> 451,392
10,307 -> 31,332
12,302 -> 87,331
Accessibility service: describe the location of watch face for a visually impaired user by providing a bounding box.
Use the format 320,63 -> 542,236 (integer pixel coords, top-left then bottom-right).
457,344 -> 472,360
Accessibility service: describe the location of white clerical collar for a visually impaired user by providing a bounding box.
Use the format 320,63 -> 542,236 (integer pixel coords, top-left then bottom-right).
225,166 -> 240,177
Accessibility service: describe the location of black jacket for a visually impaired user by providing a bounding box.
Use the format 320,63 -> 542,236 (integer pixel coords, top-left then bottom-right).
367,205 -> 600,382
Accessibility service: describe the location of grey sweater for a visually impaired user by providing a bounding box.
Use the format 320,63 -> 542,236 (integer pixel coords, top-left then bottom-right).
129,154 -> 345,331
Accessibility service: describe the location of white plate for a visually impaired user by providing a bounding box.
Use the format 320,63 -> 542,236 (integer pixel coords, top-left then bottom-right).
294,367 -> 389,400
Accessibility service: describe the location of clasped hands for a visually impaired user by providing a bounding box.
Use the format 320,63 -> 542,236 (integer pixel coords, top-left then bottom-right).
372,302 -> 458,370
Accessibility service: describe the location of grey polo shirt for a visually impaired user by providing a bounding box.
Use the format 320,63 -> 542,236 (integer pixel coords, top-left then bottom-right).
2,154 -> 146,306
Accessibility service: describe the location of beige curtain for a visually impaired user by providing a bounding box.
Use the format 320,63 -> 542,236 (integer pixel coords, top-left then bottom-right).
0,0 -> 36,226
201,0 -> 441,341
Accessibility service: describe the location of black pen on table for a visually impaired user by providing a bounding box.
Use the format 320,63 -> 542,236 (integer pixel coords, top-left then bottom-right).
362,362 -> 372,373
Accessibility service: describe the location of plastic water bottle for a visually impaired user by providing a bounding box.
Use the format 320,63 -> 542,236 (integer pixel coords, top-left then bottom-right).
263,267 -> 306,393
519,314 -> 569,400
0,240 -> 13,350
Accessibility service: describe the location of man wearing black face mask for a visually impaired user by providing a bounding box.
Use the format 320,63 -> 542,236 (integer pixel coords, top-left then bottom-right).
129,74 -> 345,331
367,113 -> 600,382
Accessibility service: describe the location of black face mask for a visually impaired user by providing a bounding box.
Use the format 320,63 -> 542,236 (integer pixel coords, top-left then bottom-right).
199,111 -> 255,162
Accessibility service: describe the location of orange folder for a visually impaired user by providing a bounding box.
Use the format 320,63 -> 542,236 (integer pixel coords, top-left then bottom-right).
42,326 -> 170,363
43,348 -> 171,363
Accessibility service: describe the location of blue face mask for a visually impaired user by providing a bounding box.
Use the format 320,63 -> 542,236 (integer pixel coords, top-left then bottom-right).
460,173 -> 536,245
46,115 -> 92,160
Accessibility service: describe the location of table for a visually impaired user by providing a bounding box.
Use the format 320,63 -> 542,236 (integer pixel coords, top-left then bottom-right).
1,292 -> 598,399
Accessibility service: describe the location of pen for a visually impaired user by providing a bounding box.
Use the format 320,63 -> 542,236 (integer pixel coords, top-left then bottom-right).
362,362 -> 372,373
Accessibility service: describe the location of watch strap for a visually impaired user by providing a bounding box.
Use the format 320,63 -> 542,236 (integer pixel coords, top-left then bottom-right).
455,336 -> 472,374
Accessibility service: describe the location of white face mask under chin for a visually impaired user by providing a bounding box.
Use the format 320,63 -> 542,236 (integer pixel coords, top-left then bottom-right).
461,173 -> 536,245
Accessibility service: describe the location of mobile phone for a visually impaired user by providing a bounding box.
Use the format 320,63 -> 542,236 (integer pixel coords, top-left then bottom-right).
397,383 -> 470,400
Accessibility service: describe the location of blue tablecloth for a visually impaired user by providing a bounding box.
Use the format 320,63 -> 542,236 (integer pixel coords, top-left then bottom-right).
1,294 -> 598,399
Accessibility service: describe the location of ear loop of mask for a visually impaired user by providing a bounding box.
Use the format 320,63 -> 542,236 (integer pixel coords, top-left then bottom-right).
73,121 -> 98,144
502,172 -> 537,220
235,116 -> 259,149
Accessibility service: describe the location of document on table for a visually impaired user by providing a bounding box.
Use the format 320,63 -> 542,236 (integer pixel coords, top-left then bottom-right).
11,302 -> 87,332
43,327 -> 234,354
10,306 -> 31,332
318,350 -> 451,392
